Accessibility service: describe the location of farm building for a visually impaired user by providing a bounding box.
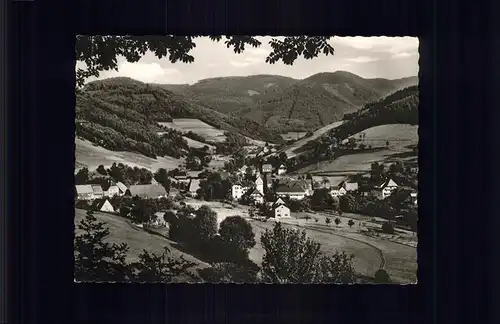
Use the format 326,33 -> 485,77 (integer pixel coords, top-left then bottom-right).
75,185 -> 94,200
262,164 -> 273,174
116,182 -> 128,195
255,175 -> 265,195
125,184 -> 168,199
275,185 -> 306,200
172,171 -> 190,183
339,181 -> 359,192
273,204 -> 291,219
231,184 -> 249,200
151,212 -> 169,228
372,178 -> 399,200
91,199 -> 116,213
105,185 -> 120,197
188,179 -> 201,197
168,187 -> 180,198
242,188 -> 265,204
91,185 -> 104,199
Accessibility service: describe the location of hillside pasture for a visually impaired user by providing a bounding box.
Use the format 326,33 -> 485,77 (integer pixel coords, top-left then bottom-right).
280,132 -> 307,141
160,118 -> 227,142
283,121 -> 345,158
75,138 -> 182,172
74,208 -> 209,281
295,124 -> 418,175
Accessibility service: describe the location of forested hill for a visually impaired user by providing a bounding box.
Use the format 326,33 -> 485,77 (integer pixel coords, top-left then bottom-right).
301,85 -> 419,153
159,71 -> 418,133
75,77 -> 284,159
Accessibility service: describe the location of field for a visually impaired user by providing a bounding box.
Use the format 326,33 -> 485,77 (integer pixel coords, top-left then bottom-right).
159,118 -> 226,142
282,121 -> 345,158
295,124 -> 418,175
74,208 -> 210,281
182,136 -> 215,149
181,199 -> 417,283
247,213 -> 417,284
75,138 -> 182,172
280,132 -> 307,141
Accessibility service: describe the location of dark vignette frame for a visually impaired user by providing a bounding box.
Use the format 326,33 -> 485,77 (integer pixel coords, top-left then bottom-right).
5,0 -> 493,323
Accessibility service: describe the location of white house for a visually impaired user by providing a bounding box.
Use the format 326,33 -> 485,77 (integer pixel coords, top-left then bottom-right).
255,175 -> 264,194
339,181 -> 359,192
273,204 -> 291,219
275,185 -> 306,200
410,192 -> 418,205
262,164 -> 273,174
244,188 -> 265,204
91,185 -> 104,199
188,179 -> 201,197
116,182 -> 128,196
372,178 -> 399,200
105,185 -> 120,197
232,184 -> 249,200
151,212 -> 168,228
277,164 -> 287,175
75,185 -> 94,200
92,199 -> 116,213
330,187 -> 347,197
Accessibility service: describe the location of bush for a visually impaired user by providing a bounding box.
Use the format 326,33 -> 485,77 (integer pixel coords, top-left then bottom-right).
381,222 -> 395,234
348,219 -> 355,228
374,269 -> 391,283
325,217 -> 331,224
260,222 -> 356,284
334,218 -> 341,226
218,216 -> 256,261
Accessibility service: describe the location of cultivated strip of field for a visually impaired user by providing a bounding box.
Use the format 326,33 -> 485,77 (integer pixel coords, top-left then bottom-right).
74,209 -> 210,281
75,138 -> 182,172
294,124 -> 418,174
247,219 -> 382,280
281,121 -> 345,158
159,118 -> 227,143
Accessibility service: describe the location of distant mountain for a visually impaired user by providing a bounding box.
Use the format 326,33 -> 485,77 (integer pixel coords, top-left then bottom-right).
76,77 -> 284,159
157,75 -> 298,114
160,71 -> 418,133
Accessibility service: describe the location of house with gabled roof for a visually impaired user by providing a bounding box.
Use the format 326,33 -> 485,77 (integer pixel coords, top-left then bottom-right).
232,183 -> 250,200
188,179 -> 201,197
91,185 -> 104,199
272,197 -> 286,208
242,187 -> 264,204
116,182 -> 128,196
262,164 -> 273,174
372,178 -> 399,200
91,199 -> 116,213
105,185 -> 120,197
125,184 -> 168,199
277,164 -> 287,175
275,184 -> 306,200
75,185 -> 94,200
339,181 -> 359,192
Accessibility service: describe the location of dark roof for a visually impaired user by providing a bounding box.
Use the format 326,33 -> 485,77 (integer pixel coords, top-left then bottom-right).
244,187 -> 264,197
275,185 -> 305,193
127,184 -> 167,198
90,199 -> 114,211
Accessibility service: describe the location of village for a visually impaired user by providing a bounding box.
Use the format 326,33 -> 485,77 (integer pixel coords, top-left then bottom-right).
75,139 -> 419,284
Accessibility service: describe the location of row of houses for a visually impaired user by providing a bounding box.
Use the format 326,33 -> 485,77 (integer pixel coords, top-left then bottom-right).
230,172 -> 417,205
237,163 -> 287,176
75,182 -> 170,200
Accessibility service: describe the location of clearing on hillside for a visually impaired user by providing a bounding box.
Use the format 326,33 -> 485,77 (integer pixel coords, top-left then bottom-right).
75,138 -> 182,172
283,121 -> 345,158
159,118 -> 226,142
295,124 -> 418,175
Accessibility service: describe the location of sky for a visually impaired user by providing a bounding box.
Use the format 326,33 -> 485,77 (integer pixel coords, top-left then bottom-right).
79,36 -> 419,85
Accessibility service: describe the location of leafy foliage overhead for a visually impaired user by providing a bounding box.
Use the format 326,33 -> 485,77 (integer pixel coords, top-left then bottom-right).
76,36 -> 335,88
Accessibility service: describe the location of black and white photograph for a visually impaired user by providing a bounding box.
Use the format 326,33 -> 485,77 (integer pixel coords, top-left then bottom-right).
74,36 -> 419,284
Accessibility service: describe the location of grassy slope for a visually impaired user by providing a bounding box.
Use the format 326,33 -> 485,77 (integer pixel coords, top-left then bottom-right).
75,137 -> 182,172
74,209 -> 210,281
295,124 -> 418,174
